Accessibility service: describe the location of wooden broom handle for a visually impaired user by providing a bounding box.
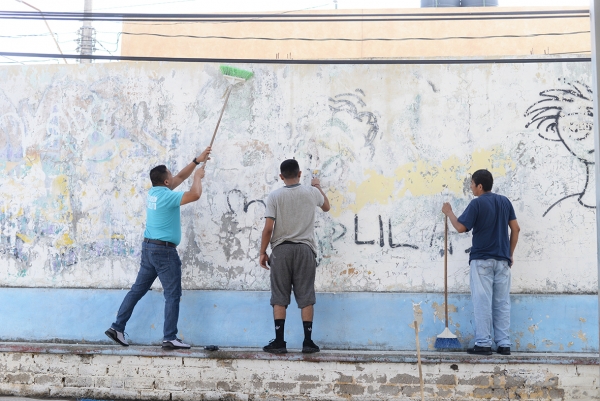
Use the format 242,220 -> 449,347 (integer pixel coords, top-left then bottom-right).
414,321 -> 425,401
203,85 -> 233,167
444,215 -> 449,328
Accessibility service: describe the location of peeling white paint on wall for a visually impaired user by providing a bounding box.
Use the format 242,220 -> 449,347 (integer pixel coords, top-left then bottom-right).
0,61 -> 596,293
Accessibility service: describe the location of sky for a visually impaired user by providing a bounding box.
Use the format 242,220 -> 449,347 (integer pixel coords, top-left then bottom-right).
0,0 -> 592,65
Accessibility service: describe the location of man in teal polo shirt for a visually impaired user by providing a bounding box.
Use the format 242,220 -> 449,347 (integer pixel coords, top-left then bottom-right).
106,147 -> 211,349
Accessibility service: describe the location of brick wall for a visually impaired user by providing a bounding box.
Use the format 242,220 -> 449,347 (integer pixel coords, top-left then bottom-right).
0,344 -> 598,400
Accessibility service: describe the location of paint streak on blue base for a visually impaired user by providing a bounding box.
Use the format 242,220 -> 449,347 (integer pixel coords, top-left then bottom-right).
0,288 -> 596,352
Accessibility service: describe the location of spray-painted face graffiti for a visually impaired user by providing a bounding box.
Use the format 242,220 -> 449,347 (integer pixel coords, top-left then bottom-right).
525,80 -> 595,215
303,89 -> 379,183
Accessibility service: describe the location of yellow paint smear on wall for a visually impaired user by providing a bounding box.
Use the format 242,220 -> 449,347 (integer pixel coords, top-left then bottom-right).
56,232 -> 74,247
395,156 -> 466,197
328,188 -> 345,217
52,175 -> 69,197
347,169 -> 396,214
48,174 -> 73,224
334,147 -> 515,216
16,233 -> 32,243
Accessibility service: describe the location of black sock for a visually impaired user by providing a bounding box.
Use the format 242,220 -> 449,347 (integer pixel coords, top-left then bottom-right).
303,321 -> 313,342
275,319 -> 285,342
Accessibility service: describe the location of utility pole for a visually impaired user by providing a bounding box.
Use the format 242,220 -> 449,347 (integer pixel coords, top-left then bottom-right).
77,0 -> 95,63
590,0 -> 600,360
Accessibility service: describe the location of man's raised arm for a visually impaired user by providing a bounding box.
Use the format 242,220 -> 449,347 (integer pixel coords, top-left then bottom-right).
170,146 -> 211,190
311,178 -> 330,212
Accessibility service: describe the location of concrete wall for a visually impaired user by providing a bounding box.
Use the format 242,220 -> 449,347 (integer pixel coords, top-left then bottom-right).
1,289 -> 596,352
0,60 -> 597,350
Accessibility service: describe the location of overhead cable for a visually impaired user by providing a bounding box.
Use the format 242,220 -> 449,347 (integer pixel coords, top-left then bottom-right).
2,29 -> 589,43
115,30 -> 591,42
0,9 -> 589,23
0,51 -> 592,65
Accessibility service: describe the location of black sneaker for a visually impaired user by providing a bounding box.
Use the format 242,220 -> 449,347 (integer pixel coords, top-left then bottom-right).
263,339 -> 287,354
497,346 -> 511,355
105,328 -> 129,346
162,338 -> 191,349
302,340 -> 320,354
467,345 -> 492,355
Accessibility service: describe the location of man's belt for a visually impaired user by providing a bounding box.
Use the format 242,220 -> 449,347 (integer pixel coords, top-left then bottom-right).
143,238 -> 177,248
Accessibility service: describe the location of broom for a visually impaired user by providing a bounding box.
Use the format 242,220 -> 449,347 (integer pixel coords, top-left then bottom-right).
202,65 -> 254,166
434,215 -> 461,349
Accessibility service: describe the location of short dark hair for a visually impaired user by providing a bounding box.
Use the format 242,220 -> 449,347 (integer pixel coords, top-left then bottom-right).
472,169 -> 493,192
280,159 -> 300,179
150,165 -> 168,186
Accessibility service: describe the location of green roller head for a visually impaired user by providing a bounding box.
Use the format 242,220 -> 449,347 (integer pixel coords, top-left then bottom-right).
219,65 -> 254,81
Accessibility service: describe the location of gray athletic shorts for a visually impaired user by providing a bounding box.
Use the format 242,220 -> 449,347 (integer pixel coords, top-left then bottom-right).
270,242 -> 316,309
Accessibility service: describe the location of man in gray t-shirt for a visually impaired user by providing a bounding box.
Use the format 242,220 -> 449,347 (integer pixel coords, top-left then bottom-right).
259,159 -> 330,354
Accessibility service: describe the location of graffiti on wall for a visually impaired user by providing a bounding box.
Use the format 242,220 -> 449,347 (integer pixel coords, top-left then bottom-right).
0,62 -> 596,293
525,79 -> 595,216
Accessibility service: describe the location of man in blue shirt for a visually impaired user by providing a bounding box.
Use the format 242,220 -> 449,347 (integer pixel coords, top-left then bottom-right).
442,169 -> 520,356
106,147 -> 211,349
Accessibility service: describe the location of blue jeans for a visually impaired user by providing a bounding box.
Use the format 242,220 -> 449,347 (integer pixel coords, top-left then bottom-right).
111,242 -> 182,341
470,259 -> 511,348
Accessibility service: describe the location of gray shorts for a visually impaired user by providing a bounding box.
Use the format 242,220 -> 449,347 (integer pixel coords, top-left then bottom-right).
270,242 -> 316,309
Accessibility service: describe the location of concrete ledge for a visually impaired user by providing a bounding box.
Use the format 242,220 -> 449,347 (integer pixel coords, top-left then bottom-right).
0,342 -> 597,366
2,342 -> 598,400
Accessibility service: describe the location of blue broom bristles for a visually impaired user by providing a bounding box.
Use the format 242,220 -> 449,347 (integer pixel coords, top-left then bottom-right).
434,327 -> 462,349
434,336 -> 462,349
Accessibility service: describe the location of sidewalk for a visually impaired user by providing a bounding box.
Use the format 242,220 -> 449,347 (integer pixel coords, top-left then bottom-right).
0,342 -> 597,365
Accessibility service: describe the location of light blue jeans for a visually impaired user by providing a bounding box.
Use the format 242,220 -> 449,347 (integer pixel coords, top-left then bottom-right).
470,259 -> 511,348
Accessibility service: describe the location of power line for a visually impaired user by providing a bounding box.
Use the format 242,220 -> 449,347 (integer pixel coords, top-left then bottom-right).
553,50 -> 592,55
0,9 -> 589,17
1,55 -> 25,64
94,39 -> 114,55
0,33 -> 56,38
11,1 -> 68,64
93,0 -> 333,12
0,9 -> 589,23
115,30 -> 591,42
0,55 -> 61,64
93,0 -> 197,11
0,15 -> 589,23
0,51 -> 591,64
2,29 -> 589,43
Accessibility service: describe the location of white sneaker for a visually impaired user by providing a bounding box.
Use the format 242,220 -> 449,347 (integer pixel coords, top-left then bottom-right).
105,328 -> 129,346
162,338 -> 191,349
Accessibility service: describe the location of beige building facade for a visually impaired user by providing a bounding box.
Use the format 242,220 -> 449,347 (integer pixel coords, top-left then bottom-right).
120,7 -> 590,59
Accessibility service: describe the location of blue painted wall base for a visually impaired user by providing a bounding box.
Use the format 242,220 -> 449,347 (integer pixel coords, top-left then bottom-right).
0,288 -> 596,352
